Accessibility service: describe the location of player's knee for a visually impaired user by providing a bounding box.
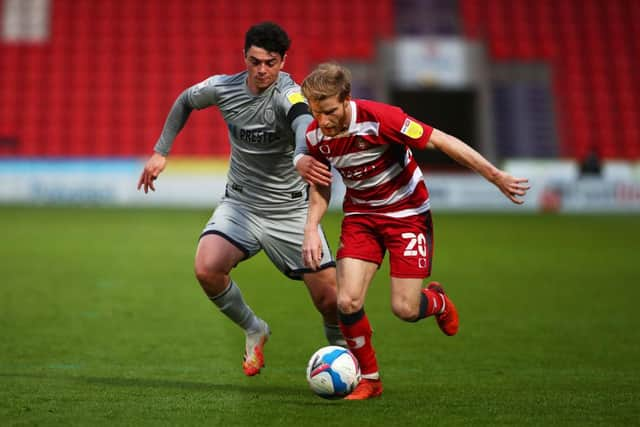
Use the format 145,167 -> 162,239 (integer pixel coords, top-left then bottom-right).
193,262 -> 208,284
391,301 -> 419,322
313,291 -> 337,316
194,262 -> 225,289
305,271 -> 338,315
337,294 -> 363,315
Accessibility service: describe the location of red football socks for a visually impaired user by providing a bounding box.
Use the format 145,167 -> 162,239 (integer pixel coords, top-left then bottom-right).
419,287 -> 445,318
338,308 -> 379,377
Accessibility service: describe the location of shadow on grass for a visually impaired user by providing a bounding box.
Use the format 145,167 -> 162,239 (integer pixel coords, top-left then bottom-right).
0,372 -> 315,400
84,375 -> 302,395
83,376 -> 347,406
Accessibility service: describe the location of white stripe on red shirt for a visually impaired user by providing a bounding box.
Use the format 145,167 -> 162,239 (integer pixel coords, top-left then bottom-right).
306,99 -> 434,217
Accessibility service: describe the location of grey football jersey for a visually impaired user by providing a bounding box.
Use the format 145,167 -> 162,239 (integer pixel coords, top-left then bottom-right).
188,71 -> 309,211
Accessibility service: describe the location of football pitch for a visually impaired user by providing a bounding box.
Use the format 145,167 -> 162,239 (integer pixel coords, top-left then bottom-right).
1,206 -> 638,426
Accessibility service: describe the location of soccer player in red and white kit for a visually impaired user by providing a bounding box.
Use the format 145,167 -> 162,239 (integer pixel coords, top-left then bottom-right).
300,63 -> 530,400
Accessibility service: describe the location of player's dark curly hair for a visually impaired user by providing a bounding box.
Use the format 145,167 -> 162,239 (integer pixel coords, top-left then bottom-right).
244,22 -> 291,58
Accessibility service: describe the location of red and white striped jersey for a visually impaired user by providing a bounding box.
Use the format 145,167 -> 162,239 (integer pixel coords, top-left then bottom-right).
306,99 -> 433,217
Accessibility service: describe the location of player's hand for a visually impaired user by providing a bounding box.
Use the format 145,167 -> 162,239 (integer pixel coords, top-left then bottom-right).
137,152 -> 167,193
296,155 -> 332,186
494,171 -> 530,204
302,227 -> 323,271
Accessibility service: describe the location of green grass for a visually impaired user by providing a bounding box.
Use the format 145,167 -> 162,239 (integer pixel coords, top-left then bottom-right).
1,206 -> 639,426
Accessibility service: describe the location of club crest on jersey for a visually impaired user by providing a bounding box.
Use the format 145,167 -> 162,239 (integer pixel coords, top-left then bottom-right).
319,144 -> 331,155
263,107 -> 275,124
401,118 -> 424,139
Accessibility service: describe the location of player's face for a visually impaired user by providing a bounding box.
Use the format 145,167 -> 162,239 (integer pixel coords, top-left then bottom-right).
308,95 -> 351,137
245,46 -> 285,94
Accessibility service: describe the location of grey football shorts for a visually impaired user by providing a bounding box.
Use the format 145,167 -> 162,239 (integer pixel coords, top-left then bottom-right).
201,199 -> 335,280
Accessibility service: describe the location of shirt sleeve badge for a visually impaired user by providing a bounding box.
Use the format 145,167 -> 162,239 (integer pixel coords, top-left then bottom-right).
287,91 -> 305,105
400,118 -> 424,139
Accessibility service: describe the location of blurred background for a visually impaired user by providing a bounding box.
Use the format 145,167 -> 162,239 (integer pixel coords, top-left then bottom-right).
1,0 -> 639,212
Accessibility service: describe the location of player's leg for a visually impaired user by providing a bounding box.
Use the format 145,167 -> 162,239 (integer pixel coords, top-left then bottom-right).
195,204 -> 270,376
332,214 -> 385,400
302,266 -> 345,347
337,257 -> 383,400
389,277 -> 426,320
259,209 -> 344,346
194,233 -> 244,297
389,276 -> 458,336
385,212 -> 458,335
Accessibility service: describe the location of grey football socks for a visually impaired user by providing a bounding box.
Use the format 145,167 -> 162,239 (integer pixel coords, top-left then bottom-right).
324,323 -> 347,347
209,280 -> 262,333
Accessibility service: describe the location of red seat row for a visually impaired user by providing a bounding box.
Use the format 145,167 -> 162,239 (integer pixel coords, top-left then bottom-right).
460,0 -> 640,160
0,0 -> 394,157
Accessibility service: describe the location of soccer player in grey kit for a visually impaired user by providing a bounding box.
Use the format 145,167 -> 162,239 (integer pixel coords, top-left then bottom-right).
137,22 -> 341,376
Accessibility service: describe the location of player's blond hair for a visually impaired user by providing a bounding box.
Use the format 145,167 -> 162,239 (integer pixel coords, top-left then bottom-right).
301,62 -> 352,102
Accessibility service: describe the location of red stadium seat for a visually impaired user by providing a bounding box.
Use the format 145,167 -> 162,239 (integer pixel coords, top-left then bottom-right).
0,0 -> 390,157
459,0 -> 639,160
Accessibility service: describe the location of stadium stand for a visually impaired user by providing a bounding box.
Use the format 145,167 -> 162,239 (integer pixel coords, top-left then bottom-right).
460,0 -> 640,160
1,0 -> 638,161
0,0 -> 393,157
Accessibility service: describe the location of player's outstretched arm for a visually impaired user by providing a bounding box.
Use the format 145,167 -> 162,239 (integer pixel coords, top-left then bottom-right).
137,90 -> 196,194
137,152 -> 167,193
428,129 -> 530,204
303,184 -> 331,270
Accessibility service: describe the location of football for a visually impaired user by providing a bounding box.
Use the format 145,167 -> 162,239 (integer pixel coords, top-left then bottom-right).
306,346 -> 361,399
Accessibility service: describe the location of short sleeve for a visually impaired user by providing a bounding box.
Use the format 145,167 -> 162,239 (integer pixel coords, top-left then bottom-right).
377,104 -> 433,149
280,84 -> 311,125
